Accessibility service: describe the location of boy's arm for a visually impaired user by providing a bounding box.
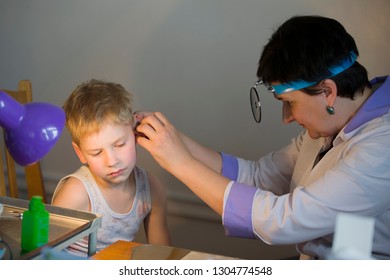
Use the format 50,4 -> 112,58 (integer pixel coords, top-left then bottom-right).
143,173 -> 171,246
51,177 -> 91,212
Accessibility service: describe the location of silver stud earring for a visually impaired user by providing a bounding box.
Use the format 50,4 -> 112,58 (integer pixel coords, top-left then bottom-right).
326,105 -> 335,115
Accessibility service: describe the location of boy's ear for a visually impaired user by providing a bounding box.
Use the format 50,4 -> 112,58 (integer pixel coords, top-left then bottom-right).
72,142 -> 87,164
133,112 -> 143,124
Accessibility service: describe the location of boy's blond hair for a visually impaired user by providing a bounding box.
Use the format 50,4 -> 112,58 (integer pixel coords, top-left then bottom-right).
64,79 -> 134,145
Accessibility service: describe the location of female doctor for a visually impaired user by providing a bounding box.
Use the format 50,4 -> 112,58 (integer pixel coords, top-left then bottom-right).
135,15 -> 390,259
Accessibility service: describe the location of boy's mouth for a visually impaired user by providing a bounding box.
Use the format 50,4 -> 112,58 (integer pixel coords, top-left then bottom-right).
109,168 -> 125,177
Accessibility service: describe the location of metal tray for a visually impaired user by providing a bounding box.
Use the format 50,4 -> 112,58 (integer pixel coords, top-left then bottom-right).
0,196 -> 101,259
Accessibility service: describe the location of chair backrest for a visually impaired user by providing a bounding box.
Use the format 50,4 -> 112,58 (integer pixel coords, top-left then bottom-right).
0,80 -> 47,203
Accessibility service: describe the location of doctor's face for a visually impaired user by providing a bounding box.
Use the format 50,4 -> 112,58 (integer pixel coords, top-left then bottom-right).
277,90 -> 336,139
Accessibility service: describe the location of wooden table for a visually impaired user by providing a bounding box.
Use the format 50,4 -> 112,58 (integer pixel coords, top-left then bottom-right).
92,240 -> 237,260
92,241 -> 190,260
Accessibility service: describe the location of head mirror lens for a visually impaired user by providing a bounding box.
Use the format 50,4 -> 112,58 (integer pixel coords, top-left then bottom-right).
250,87 -> 261,123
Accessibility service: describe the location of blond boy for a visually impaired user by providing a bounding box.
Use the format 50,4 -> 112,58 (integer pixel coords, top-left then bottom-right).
52,79 -> 170,256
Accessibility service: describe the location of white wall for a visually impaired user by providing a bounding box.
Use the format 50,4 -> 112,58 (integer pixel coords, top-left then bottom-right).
1,0 -> 389,259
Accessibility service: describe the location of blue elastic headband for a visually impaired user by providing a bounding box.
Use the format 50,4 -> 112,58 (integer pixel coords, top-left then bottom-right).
272,51 -> 358,94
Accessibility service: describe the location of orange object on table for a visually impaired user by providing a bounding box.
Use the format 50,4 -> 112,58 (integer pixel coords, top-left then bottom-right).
92,240 -> 190,260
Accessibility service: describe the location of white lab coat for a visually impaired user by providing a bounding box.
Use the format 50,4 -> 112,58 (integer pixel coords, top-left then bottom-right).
222,76 -> 390,259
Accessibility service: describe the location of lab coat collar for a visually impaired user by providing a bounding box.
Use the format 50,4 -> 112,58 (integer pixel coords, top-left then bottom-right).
344,75 -> 390,134
333,76 -> 390,146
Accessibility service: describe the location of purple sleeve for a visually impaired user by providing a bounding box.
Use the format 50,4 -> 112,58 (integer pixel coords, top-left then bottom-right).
223,182 -> 257,239
221,153 -> 239,181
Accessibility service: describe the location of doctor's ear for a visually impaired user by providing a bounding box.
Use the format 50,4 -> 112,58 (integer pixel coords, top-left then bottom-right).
321,79 -> 338,98
320,79 -> 338,115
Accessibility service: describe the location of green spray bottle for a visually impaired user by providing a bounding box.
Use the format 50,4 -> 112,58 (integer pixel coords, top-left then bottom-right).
21,196 -> 49,252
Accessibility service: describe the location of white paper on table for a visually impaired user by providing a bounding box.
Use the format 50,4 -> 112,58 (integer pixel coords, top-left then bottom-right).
181,251 -> 239,260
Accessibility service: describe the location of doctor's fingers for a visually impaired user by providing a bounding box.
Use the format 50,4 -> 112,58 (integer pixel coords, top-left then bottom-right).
137,120 -> 174,145
142,112 -> 176,133
152,112 -> 171,126
140,112 -> 163,129
137,122 -> 185,163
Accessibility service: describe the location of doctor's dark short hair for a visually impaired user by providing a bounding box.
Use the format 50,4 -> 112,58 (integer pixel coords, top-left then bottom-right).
257,15 -> 371,99
64,79 -> 134,145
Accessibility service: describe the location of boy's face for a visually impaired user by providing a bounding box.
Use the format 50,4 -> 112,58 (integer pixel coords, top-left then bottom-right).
72,123 -> 136,186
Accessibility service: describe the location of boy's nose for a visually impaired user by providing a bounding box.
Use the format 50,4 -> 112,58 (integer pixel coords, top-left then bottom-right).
105,150 -> 119,167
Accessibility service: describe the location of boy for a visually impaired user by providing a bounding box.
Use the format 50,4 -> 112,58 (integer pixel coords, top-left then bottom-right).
52,79 -> 171,256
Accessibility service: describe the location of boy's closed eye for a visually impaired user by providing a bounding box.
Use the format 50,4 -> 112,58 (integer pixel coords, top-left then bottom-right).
115,142 -> 126,148
89,150 -> 102,157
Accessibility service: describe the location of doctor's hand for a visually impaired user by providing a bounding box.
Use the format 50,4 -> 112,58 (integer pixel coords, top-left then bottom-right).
135,112 -> 194,172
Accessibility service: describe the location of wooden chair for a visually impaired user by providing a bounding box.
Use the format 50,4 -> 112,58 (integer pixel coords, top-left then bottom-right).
0,80 -> 47,203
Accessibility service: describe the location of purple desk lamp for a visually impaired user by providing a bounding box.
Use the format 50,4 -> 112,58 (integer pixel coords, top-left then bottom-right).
0,90 -> 65,166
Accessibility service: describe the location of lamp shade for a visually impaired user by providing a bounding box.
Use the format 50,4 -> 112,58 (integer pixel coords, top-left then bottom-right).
0,90 -> 65,166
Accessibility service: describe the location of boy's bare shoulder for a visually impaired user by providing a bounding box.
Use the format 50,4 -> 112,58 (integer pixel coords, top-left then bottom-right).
52,176 -> 90,211
144,171 -> 167,204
